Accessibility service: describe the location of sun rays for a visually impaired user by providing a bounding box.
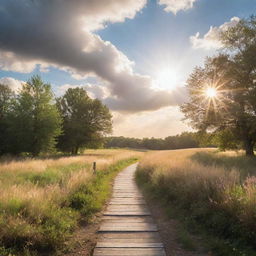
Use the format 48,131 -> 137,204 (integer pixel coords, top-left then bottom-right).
205,87 -> 217,98
196,78 -> 232,121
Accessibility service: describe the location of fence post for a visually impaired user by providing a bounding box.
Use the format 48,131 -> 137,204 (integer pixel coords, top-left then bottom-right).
93,161 -> 96,174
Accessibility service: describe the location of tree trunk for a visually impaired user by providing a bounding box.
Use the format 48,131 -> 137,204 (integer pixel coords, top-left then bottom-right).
244,139 -> 255,156
71,146 -> 79,155
74,146 -> 79,155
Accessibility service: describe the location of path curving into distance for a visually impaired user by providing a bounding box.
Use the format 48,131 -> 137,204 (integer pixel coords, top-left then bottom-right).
93,163 -> 166,256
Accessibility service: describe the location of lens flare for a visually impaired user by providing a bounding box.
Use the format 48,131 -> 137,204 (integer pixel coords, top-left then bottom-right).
206,87 -> 217,98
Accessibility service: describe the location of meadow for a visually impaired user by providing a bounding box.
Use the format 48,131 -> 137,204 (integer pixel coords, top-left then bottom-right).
136,149 -> 256,256
0,149 -> 142,256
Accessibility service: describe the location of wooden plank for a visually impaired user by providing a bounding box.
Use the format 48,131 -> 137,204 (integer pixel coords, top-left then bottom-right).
109,200 -> 145,203
106,208 -> 149,212
96,242 -> 164,248
101,216 -> 154,223
109,202 -> 146,205
93,248 -> 166,256
107,206 -> 148,211
99,224 -> 158,232
104,211 -> 150,216
112,195 -> 144,198
98,232 -> 161,240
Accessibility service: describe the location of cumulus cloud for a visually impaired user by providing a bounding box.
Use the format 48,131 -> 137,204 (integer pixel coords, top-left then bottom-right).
57,83 -> 108,99
190,17 -> 240,50
0,77 -> 24,92
158,0 -> 197,14
104,81 -> 188,112
0,0 -> 188,112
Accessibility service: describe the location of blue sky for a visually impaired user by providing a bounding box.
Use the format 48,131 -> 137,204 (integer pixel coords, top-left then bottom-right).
0,0 -> 255,137
98,0 -> 256,78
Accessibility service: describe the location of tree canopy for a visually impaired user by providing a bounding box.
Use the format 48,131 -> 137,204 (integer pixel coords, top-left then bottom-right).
181,16 -> 256,155
9,76 -> 62,156
57,87 -> 112,154
0,84 -> 14,155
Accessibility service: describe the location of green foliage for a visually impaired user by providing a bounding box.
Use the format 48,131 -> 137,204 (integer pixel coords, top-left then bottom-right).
105,132 -> 200,150
57,87 -> 112,154
21,170 -> 61,186
181,16 -> 256,156
0,84 -> 15,155
176,226 -> 197,251
0,76 -> 112,157
5,76 -> 62,156
212,129 -> 240,151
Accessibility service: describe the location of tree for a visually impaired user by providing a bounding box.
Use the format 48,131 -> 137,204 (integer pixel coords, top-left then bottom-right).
0,84 -> 14,155
181,16 -> 256,156
9,76 -> 62,156
57,87 -> 112,154
212,129 -> 239,151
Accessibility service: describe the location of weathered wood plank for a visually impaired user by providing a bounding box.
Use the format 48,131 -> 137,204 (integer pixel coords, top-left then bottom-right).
93,248 -> 166,256
104,211 -> 151,216
98,232 -> 161,240
101,216 -> 154,223
109,202 -> 146,205
96,242 -> 164,248
107,206 -> 148,211
99,223 -> 158,232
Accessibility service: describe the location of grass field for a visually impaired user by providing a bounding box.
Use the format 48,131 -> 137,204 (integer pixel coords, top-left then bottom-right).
136,149 -> 256,256
0,149 -> 142,256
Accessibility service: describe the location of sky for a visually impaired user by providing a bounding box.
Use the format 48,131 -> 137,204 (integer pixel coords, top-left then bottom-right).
0,0 -> 256,138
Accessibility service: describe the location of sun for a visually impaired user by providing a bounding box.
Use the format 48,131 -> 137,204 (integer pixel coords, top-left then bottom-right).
205,87 -> 217,98
155,68 -> 180,90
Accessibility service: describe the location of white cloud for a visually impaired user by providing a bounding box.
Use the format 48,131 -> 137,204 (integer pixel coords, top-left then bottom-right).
112,106 -> 192,138
190,17 -> 240,50
158,0 -> 197,14
0,77 -> 24,92
57,83 -> 108,99
0,0 -> 188,113
0,51 -> 37,73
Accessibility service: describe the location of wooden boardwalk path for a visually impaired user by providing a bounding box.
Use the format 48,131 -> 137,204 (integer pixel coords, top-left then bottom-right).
93,163 -> 166,256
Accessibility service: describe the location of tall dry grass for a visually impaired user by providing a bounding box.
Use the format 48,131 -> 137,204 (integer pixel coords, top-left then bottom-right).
137,149 -> 256,255
0,149 -> 142,255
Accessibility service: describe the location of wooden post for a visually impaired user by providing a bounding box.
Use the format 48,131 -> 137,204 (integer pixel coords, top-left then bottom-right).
93,161 -> 96,174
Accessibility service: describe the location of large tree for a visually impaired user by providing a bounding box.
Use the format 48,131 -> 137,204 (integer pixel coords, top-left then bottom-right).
57,87 -> 112,154
181,16 -> 256,156
9,76 -> 62,156
0,84 -> 14,155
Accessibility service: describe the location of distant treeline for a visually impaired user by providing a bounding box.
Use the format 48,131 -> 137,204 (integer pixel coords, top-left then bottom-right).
105,132 -> 206,150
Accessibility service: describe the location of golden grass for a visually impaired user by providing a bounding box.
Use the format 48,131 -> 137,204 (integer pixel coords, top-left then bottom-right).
137,148 -> 256,253
0,149 -> 143,255
0,149 -> 142,200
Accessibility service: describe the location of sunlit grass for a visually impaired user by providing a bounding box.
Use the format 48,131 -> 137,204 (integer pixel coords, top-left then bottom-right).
0,149 -> 142,255
191,150 -> 256,178
136,149 -> 256,255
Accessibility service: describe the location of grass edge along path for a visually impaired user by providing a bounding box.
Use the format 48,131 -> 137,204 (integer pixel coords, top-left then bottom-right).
0,157 -> 139,256
135,151 -> 256,256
